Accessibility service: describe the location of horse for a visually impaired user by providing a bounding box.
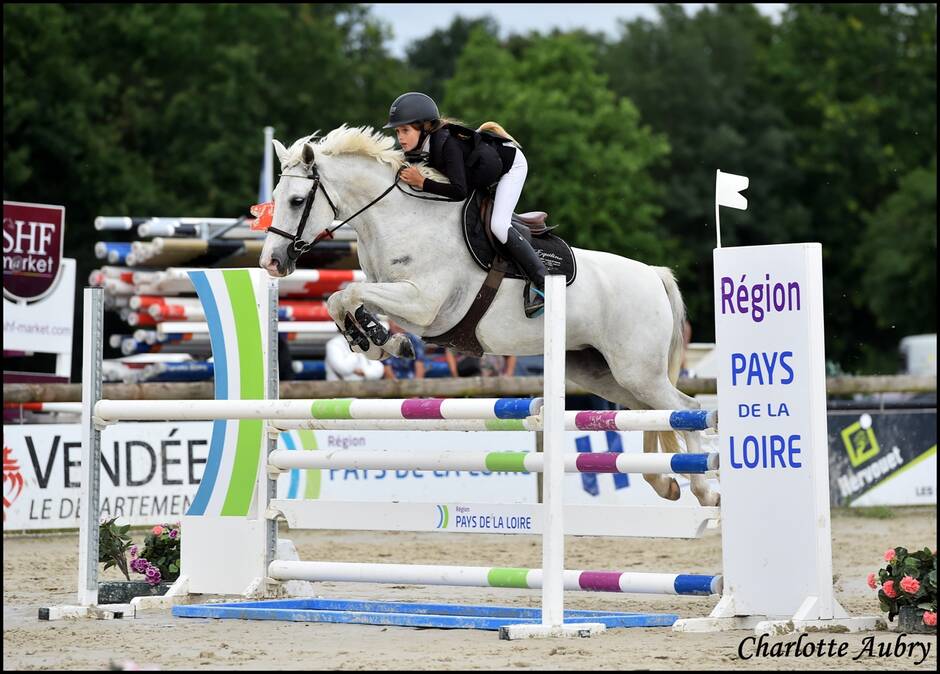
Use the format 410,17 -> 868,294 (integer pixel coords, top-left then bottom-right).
259,125 -> 718,507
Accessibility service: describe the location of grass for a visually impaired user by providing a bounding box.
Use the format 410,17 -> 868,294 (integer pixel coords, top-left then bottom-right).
835,505 -> 896,519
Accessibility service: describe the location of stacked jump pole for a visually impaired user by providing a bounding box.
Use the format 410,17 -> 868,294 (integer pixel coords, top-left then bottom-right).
56,247 -> 880,635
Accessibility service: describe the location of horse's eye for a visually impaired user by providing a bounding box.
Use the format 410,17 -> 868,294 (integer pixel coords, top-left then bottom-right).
290,197 -> 305,207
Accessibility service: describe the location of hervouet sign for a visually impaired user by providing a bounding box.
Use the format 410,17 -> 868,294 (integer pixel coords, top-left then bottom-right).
3,201 -> 65,302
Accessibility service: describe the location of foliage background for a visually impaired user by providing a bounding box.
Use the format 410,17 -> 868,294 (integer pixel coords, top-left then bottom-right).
4,3 -> 936,375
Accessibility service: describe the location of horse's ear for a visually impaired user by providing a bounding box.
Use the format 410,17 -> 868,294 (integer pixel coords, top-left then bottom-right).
301,142 -> 316,167
272,139 -> 289,166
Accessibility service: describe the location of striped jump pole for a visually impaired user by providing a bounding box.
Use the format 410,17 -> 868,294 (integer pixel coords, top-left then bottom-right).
270,409 -> 717,433
4,402 -> 83,415
570,409 -> 717,431
270,418 -> 539,432
267,560 -> 723,597
93,397 -> 542,423
267,449 -> 719,474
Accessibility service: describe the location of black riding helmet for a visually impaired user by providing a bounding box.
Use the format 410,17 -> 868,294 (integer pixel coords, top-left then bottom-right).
383,92 -> 440,129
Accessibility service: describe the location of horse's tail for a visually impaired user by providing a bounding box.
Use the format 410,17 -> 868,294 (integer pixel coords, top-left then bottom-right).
653,266 -> 688,462
477,121 -> 521,147
655,266 -> 687,385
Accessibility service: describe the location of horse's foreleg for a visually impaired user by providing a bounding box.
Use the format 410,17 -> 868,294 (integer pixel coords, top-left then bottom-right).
326,290 -> 385,360
331,281 -> 443,359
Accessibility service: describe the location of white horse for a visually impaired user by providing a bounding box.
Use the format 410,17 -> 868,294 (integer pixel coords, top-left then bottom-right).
259,125 -> 718,507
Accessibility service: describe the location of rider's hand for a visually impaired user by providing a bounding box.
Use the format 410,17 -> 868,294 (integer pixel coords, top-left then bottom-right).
400,166 -> 425,189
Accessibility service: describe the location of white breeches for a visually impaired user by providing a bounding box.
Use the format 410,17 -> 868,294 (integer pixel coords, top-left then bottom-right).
490,147 -> 528,244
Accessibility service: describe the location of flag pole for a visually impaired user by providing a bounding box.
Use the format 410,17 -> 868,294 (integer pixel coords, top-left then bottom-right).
715,169 -> 722,249
261,126 -> 275,203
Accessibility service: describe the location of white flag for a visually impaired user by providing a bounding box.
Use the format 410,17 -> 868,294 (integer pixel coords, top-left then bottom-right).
716,169 -> 749,210
714,169 -> 749,248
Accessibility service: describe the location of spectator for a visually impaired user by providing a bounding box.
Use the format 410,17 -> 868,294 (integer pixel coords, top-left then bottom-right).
383,323 -> 426,380
421,342 -> 453,378
324,334 -> 384,381
445,349 -> 481,377
480,354 -> 516,377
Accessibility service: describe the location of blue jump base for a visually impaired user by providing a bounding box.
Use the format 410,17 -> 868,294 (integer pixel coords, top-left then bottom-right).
173,598 -> 678,632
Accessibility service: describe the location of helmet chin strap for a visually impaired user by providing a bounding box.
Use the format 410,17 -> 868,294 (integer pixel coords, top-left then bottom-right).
404,128 -> 431,163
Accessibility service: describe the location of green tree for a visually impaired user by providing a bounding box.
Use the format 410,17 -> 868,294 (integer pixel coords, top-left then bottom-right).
3,4 -> 413,378
767,3 -> 937,370
442,30 -> 673,263
853,158 -> 937,370
599,4 -> 802,337
405,16 -> 500,102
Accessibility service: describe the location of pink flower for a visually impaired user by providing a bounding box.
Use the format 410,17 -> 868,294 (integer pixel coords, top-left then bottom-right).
129,545 -> 138,559
899,576 -> 920,594
152,525 -> 163,536
924,612 -> 937,626
867,572 -> 877,590
882,580 -> 897,598
884,549 -> 896,562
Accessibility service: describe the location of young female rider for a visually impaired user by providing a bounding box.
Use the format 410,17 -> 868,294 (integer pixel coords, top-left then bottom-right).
383,91 -> 546,317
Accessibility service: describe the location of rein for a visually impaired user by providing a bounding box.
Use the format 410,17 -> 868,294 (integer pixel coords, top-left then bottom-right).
268,162 -> 461,260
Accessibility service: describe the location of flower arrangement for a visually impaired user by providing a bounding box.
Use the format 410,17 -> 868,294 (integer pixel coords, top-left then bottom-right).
130,523 -> 181,586
98,519 -> 181,587
98,517 -> 134,581
868,546 -> 936,628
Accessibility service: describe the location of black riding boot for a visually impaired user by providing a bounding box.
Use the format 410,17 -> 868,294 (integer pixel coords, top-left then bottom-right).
502,227 -> 547,318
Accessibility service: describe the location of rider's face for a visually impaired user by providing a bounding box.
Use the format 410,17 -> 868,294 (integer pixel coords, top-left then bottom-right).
395,124 -> 421,152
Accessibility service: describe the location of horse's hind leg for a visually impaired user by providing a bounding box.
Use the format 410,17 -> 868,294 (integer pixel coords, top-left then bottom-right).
683,429 -> 720,507
566,349 -> 681,501
617,378 -> 718,506
590,346 -> 719,507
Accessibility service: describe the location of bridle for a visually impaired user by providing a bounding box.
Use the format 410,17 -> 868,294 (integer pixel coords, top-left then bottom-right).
267,161 -> 345,261
267,157 -> 456,261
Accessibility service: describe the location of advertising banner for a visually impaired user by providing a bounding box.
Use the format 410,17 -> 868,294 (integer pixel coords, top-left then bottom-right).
713,243 -> 832,618
3,422 -> 719,531
827,409 -> 936,507
3,201 -> 65,302
3,258 -> 76,356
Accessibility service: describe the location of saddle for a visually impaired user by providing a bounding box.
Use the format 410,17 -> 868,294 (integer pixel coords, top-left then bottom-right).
424,190 -> 577,356
462,190 -> 577,283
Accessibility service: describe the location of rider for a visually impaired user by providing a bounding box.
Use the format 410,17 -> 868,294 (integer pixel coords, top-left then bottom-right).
383,91 -> 546,318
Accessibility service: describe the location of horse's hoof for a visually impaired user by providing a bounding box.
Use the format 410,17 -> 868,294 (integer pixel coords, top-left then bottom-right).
695,490 -> 720,507
665,479 -> 681,501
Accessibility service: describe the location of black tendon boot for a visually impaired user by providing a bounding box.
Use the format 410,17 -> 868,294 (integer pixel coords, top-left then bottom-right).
502,227 -> 546,318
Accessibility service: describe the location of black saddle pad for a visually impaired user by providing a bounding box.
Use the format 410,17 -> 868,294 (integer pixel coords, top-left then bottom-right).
461,190 -> 577,285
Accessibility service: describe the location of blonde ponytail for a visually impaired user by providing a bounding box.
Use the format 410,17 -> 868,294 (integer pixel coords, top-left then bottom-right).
477,121 -> 521,148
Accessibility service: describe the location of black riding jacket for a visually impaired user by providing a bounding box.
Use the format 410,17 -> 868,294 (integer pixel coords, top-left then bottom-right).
419,125 -> 517,201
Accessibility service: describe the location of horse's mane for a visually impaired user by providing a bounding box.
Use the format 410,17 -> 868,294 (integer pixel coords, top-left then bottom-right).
283,124 -> 447,182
